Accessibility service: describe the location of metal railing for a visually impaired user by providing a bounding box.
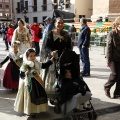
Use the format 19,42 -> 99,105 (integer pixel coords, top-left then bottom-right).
69,32 -> 107,55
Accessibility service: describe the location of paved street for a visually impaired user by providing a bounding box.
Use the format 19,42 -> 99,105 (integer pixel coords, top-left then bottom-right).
0,37 -> 120,120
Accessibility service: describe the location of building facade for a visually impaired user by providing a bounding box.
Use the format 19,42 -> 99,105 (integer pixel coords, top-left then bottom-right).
14,0 -> 56,23
0,0 -> 13,22
13,0 -> 93,23
91,0 -> 120,21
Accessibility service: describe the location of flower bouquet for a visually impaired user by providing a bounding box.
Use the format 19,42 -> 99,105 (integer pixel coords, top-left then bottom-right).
24,61 -> 45,89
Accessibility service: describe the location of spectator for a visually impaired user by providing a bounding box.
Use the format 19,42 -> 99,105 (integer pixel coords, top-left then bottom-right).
77,18 -> 91,77
43,17 -> 54,41
30,23 -> 41,56
104,16 -> 120,99
69,24 -> 76,48
1,22 -> 9,50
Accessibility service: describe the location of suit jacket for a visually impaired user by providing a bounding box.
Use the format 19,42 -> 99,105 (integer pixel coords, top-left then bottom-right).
106,30 -> 120,63
77,25 -> 91,48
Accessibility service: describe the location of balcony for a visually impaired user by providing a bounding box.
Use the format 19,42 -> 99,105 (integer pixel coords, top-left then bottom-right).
32,5 -> 37,12
16,8 -> 20,13
41,4 -> 47,11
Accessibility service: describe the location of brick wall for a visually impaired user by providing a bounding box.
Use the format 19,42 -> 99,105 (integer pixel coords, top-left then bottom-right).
109,0 -> 120,13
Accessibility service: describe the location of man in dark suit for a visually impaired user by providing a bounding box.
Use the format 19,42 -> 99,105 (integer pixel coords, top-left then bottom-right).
78,18 -> 91,76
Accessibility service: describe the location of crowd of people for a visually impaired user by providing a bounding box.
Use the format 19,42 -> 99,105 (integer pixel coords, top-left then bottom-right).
0,16 -> 120,118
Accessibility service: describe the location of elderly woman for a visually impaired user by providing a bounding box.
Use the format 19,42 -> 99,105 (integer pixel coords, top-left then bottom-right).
12,19 -> 32,54
40,17 -> 72,95
104,16 -> 120,99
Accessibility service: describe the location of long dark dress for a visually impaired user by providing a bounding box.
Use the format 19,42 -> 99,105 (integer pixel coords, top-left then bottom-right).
40,30 -> 72,94
1,52 -> 21,89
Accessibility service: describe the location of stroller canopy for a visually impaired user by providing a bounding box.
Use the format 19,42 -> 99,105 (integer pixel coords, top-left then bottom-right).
59,50 -> 80,79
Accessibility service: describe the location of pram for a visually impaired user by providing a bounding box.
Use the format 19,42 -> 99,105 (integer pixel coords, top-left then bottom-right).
50,50 -> 97,120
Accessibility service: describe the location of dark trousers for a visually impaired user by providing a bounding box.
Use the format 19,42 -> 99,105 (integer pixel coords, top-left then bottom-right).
4,39 -> 9,50
33,41 -> 40,55
104,61 -> 120,95
79,47 -> 90,74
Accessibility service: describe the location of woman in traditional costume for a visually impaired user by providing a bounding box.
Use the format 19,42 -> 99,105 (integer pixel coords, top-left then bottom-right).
14,49 -> 54,117
12,19 -> 32,54
40,17 -> 72,94
0,42 -> 22,90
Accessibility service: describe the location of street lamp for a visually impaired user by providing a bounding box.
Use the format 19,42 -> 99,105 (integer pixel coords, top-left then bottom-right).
23,7 -> 28,22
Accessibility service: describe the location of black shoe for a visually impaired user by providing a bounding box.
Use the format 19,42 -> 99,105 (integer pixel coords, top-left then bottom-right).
82,73 -> 90,77
104,88 -> 111,98
5,48 -> 9,51
112,95 -> 120,99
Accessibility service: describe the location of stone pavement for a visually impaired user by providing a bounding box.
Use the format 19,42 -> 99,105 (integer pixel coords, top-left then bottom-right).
0,37 -> 120,120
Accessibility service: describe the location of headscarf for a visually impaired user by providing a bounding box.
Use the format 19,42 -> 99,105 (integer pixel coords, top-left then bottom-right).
22,48 -> 35,67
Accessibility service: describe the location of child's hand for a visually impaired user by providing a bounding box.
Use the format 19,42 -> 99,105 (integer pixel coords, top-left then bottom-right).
0,64 -> 2,68
25,70 -> 29,76
50,56 -> 54,63
51,50 -> 58,59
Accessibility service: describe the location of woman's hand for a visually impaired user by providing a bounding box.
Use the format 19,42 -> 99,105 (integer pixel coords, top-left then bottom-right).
50,56 -> 55,63
29,41 -> 33,48
51,50 -> 58,59
25,70 -> 29,76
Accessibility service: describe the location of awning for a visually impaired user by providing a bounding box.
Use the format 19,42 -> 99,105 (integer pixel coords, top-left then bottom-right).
65,22 -> 113,33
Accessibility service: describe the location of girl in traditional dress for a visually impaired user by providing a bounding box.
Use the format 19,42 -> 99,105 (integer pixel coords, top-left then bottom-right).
12,19 -> 32,54
14,49 -> 54,117
40,17 -> 72,94
0,41 -> 22,90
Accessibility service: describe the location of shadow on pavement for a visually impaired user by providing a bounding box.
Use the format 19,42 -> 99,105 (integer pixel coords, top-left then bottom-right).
91,68 -> 110,73
0,88 -> 120,120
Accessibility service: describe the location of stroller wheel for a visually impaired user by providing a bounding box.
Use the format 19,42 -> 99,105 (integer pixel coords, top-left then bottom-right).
30,114 -> 36,119
88,112 -> 93,120
93,111 -> 98,119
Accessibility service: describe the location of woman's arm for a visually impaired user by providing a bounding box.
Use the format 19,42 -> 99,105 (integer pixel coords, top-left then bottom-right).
106,31 -> 113,66
41,60 -> 53,69
0,56 -> 9,65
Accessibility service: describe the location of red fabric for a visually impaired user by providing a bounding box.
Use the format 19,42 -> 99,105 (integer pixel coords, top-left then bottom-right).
30,24 -> 40,42
7,28 -> 14,42
3,62 -> 19,89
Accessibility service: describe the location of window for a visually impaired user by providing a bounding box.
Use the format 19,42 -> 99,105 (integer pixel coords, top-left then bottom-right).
33,0 -> 37,12
42,16 -> 47,22
25,17 -> 29,23
25,1 -> 28,10
0,4 -> 2,8
42,0 -> 47,11
5,5 -> 9,8
0,13 -> 2,16
17,18 -> 20,22
33,17 -> 37,23
16,2 -> 20,13
54,0 -> 58,3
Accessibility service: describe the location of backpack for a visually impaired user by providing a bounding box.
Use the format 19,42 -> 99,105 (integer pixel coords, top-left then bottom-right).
37,28 -> 42,39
